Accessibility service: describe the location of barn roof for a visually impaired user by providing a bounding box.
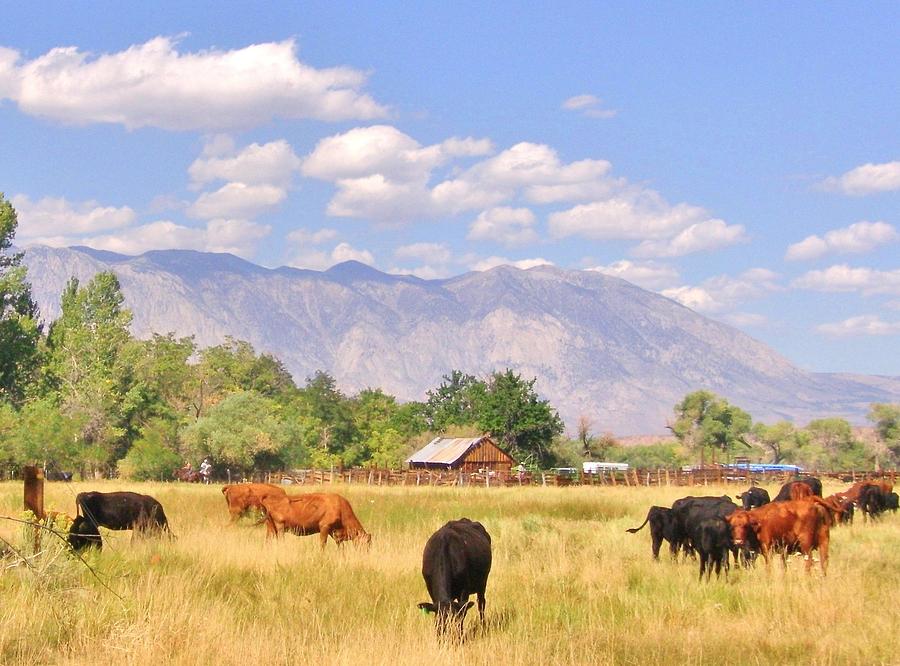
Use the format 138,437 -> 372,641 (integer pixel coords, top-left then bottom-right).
406,436 -> 497,466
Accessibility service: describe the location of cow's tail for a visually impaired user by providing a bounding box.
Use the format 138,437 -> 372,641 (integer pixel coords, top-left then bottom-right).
626,513 -> 650,534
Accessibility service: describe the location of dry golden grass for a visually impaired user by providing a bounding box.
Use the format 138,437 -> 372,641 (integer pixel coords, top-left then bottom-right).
0,480 -> 897,665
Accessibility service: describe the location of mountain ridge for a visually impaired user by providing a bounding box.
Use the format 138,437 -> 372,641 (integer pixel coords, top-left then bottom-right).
21,245 -> 900,434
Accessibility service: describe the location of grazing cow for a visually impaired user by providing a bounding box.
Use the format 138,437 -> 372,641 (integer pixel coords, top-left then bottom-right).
726,498 -> 832,574
735,487 -> 770,510
69,491 -> 170,552
885,492 -> 899,513
842,480 -> 894,502
670,495 -> 738,558
626,506 -> 678,559
773,478 -> 822,502
221,483 -> 287,523
858,484 -> 886,521
68,515 -> 102,551
691,518 -> 733,581
789,483 -> 813,500
825,494 -> 854,525
261,492 -> 371,548
417,519 -> 492,637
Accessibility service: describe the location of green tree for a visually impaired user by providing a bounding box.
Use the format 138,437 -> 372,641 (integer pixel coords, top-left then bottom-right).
868,403 -> 900,462
14,398 -> 84,468
750,421 -> 799,464
475,369 -> 564,467
290,371 -> 359,465
670,390 -> 752,464
118,419 -> 182,481
180,390 -> 288,472
0,194 -> 41,406
800,417 -> 872,470
44,272 -> 134,472
425,370 -> 483,431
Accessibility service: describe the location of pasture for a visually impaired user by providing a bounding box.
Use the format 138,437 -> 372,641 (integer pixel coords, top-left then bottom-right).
0,480 -> 897,665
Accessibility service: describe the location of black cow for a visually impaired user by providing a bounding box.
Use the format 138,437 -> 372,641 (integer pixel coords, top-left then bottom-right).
735,487 -> 770,510
417,518 -> 492,637
626,506 -> 678,559
885,492 -> 899,513
858,484 -> 886,521
773,477 -> 822,502
691,517 -> 732,581
670,495 -> 737,555
68,491 -> 170,551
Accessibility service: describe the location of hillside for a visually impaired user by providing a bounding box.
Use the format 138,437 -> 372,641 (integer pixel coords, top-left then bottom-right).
21,245 -> 900,434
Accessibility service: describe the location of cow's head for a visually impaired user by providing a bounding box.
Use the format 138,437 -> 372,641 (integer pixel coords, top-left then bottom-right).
68,516 -> 102,552
725,510 -> 757,547
417,600 -> 474,637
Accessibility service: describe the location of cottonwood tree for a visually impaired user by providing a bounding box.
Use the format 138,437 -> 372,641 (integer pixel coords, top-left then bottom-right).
868,403 -> 900,462
669,390 -> 752,464
475,369 -> 564,467
43,272 -> 135,471
425,370 -> 483,431
0,194 -> 41,406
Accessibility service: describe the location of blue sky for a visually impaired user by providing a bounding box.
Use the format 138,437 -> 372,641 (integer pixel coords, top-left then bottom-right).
2,3 -> 898,374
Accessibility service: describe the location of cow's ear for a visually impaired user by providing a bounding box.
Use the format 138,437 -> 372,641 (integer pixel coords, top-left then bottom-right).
417,602 -> 436,614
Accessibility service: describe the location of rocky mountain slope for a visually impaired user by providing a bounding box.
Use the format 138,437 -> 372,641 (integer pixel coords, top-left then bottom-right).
21,245 -> 900,434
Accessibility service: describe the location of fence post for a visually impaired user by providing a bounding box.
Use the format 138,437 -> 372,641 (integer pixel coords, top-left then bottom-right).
24,466 -> 44,520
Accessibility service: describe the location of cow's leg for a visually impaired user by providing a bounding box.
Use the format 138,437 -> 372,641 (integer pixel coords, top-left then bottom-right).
651,533 -> 662,560
319,525 -> 330,549
477,589 -> 486,622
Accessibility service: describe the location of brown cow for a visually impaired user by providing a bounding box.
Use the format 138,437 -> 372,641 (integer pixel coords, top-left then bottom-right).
261,492 -> 371,548
842,480 -> 893,502
221,483 -> 287,523
789,483 -> 813,500
726,498 -> 833,574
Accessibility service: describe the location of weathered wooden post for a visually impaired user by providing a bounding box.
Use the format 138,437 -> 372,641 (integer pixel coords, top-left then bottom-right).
24,466 -> 45,553
24,466 -> 45,520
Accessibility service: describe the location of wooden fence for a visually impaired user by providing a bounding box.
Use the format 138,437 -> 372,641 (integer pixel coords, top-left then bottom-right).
264,467 -> 898,489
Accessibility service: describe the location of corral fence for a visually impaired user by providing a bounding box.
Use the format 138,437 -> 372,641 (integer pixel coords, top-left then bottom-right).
263,467 -> 898,489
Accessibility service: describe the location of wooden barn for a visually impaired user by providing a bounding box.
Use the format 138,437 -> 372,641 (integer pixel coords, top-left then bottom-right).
406,436 -> 516,473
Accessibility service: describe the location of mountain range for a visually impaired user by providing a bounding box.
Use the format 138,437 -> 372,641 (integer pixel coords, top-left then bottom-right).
21,245 -> 900,435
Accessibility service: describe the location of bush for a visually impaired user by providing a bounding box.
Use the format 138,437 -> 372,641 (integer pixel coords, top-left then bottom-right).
118,420 -> 181,481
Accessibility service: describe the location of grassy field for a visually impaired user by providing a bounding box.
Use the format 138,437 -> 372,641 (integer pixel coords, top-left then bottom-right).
0,480 -> 897,665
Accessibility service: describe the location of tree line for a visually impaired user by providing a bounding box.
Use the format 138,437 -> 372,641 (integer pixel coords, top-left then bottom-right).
1,193 -> 898,478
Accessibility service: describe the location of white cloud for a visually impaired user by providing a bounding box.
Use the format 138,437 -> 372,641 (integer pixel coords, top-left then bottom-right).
302,125 -> 496,220
662,269 -> 781,313
187,182 -> 286,220
467,207 -> 538,246
586,260 -> 679,290
548,193 -> 715,241
12,194 -> 135,238
792,264 -> 900,295
820,161 -> 900,196
287,242 -> 374,270
785,221 -> 898,261
388,264 -> 450,280
286,227 -> 339,245
189,139 -> 301,188
469,256 -> 553,272
1,37 -> 387,130
305,130 -> 622,221
394,242 -> 453,265
76,218 -> 270,258
817,315 -> 900,337
631,219 -> 747,258
561,94 -> 617,119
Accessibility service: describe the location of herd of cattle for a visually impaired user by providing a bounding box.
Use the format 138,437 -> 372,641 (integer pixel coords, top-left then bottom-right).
626,477 -> 897,578
58,476 -> 896,636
